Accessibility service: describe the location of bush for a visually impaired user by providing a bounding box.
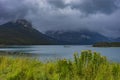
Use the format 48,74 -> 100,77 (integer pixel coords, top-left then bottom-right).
0,50 -> 120,80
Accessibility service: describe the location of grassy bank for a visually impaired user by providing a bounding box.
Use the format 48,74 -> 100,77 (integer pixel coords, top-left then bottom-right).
0,50 -> 120,80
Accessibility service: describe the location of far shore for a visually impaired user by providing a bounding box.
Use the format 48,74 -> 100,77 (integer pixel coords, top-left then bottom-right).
0,51 -> 40,57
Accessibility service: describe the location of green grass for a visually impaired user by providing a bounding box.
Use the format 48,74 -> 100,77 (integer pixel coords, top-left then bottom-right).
0,50 -> 120,80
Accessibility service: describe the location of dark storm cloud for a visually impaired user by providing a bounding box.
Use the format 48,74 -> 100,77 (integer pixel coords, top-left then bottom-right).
72,0 -> 118,14
0,0 -> 120,38
0,0 -> 33,20
48,0 -> 66,8
48,0 -> 119,14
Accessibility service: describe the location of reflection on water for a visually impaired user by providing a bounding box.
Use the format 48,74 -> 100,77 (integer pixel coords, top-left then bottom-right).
0,45 -> 120,62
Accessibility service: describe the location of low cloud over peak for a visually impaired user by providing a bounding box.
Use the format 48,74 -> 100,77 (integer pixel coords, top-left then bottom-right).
0,0 -> 120,38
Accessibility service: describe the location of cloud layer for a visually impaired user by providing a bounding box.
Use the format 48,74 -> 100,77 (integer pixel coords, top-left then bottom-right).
0,0 -> 120,38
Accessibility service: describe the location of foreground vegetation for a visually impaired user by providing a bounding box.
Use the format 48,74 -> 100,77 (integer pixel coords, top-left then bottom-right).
0,50 -> 120,80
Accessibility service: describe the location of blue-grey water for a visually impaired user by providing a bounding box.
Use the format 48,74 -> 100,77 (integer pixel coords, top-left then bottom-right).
0,45 -> 120,62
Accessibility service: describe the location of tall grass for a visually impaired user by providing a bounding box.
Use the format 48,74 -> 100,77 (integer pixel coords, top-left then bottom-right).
0,50 -> 120,80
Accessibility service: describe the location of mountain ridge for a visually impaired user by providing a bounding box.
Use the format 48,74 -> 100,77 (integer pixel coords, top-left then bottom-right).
0,19 -> 119,45
0,19 -> 58,45
45,30 -> 113,45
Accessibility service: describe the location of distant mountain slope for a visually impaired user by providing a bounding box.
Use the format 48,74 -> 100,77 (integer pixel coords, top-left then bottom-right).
0,19 -> 57,45
45,30 -> 111,45
115,37 -> 120,42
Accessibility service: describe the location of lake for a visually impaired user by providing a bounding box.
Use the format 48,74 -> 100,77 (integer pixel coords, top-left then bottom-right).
0,45 -> 120,62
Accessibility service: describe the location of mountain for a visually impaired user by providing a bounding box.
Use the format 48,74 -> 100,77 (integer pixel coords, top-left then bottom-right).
0,19 -> 117,45
45,30 -> 111,45
0,19 -> 58,45
115,37 -> 120,42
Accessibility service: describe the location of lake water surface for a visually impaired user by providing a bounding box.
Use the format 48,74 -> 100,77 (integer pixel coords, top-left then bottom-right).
0,45 -> 120,62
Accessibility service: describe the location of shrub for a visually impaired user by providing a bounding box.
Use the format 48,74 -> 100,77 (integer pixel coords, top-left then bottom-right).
0,50 -> 120,80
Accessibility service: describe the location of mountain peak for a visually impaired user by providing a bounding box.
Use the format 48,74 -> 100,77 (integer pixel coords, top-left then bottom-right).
15,19 -> 32,28
0,20 -> 57,45
45,30 -> 111,44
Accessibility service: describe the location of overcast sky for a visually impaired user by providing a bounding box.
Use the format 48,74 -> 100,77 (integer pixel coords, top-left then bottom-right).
0,0 -> 120,38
